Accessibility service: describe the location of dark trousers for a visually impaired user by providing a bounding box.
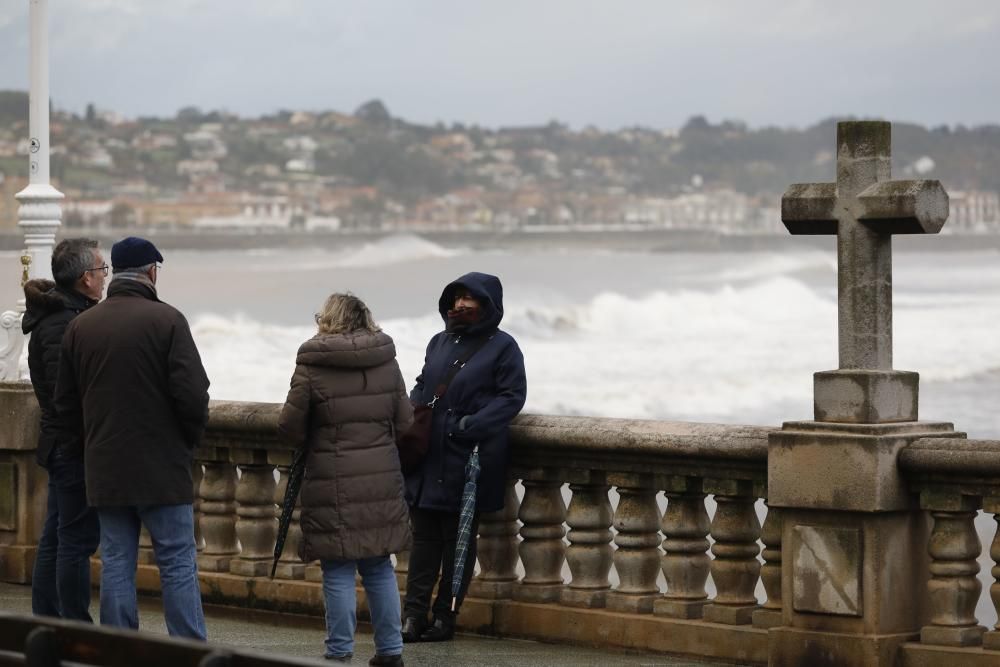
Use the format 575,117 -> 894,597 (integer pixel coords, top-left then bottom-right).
403,507 -> 480,622
31,447 -> 101,621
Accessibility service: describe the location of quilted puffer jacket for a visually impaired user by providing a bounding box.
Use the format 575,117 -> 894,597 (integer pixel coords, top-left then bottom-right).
278,330 -> 413,561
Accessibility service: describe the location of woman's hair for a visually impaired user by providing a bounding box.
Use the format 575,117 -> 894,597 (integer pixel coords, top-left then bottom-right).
315,293 -> 380,335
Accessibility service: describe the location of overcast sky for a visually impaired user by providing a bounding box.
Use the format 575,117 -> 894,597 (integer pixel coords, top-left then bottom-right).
1,1 -> 998,130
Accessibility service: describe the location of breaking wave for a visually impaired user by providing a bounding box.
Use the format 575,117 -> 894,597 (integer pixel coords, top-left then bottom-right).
187,267 -> 1000,433
237,235 -> 465,273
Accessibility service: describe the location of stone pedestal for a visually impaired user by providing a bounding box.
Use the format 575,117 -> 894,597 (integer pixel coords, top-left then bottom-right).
813,369 -> 918,424
767,420 -> 955,667
0,382 -> 44,583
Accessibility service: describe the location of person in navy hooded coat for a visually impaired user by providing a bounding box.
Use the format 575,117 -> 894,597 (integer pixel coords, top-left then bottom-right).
402,272 -> 526,642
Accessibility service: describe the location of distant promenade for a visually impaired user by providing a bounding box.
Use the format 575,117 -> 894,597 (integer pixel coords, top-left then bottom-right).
5,227 -> 1000,253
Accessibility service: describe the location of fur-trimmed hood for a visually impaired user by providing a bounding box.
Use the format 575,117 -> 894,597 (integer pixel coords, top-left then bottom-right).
21,279 -> 95,334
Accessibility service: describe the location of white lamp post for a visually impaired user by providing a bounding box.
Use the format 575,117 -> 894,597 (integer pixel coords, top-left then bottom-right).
0,0 -> 63,380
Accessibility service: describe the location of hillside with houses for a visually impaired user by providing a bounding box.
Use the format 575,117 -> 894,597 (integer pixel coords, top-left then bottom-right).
1,91 -> 999,234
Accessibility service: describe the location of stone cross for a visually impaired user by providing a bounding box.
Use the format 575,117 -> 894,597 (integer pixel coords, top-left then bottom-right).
781,121 -> 948,423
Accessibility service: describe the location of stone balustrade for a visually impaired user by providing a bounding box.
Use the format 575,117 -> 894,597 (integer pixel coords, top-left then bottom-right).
175,404 -> 775,663
9,390 -> 1000,665
900,437 -> 1000,665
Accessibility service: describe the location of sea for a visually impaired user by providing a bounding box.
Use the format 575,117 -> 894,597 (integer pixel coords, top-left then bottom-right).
9,233 -> 984,436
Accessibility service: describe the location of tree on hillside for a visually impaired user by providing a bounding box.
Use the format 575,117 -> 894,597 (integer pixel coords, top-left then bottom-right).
354,99 -> 392,125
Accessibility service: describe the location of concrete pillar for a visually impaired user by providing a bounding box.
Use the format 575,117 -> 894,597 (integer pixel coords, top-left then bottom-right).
768,421 -> 950,666
0,381 -> 44,583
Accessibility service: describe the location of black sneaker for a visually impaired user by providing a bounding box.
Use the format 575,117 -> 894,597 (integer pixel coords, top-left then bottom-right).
369,654 -> 403,667
324,653 -> 352,663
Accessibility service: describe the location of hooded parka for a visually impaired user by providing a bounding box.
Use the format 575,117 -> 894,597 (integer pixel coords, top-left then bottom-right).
278,330 -> 413,562
405,272 -> 527,514
21,279 -> 97,467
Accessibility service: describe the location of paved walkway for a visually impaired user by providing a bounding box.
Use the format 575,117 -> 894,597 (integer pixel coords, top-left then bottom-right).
0,583 -> 730,666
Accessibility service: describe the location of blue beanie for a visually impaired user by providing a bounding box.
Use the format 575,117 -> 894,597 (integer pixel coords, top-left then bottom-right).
111,237 -> 164,270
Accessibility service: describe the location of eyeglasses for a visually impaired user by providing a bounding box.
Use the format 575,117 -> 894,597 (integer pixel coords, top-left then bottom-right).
83,265 -> 109,277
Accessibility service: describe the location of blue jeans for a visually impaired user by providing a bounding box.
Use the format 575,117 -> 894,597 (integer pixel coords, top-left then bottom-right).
321,556 -> 402,658
31,447 -> 100,621
97,504 -> 206,640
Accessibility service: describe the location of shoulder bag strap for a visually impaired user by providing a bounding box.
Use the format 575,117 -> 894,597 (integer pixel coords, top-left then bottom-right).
427,334 -> 494,407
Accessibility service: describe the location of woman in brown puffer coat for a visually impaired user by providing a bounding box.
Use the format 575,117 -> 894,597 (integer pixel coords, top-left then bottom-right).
278,293 -> 413,667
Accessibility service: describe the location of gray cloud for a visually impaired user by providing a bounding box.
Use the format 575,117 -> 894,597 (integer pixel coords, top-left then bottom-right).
0,0 -> 998,129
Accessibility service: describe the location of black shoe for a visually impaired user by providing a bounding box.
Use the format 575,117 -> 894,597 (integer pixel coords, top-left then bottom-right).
369,655 -> 403,667
324,653 -> 352,663
419,617 -> 455,642
401,616 -> 426,643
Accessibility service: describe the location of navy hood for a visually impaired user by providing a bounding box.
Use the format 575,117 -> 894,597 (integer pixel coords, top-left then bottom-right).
438,272 -> 504,335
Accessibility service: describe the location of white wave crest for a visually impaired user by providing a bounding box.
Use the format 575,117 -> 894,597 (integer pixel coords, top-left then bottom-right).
335,235 -> 463,268
189,274 -> 1000,428
236,235 -> 465,273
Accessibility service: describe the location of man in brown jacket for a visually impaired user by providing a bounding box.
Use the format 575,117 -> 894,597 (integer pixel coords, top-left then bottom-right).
56,236 -> 210,639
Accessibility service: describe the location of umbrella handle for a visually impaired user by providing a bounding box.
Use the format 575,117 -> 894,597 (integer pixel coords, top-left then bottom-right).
451,597 -> 457,612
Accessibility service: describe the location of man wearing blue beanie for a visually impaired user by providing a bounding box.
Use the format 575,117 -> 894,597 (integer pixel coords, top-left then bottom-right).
56,236 -> 211,639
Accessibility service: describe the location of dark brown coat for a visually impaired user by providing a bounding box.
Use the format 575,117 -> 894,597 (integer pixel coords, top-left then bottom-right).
55,279 -> 210,507
278,330 -> 413,562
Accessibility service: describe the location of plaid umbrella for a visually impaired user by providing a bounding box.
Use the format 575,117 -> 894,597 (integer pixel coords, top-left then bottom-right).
450,445 -> 481,611
271,446 -> 307,579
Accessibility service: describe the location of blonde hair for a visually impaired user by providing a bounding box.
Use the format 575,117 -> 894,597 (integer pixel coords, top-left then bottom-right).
315,293 -> 380,335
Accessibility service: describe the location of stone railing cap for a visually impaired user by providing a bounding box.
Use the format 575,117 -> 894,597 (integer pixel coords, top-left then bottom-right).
511,413 -> 771,462
899,437 -> 1000,476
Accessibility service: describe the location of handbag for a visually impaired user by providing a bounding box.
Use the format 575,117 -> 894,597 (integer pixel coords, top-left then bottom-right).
396,335 -> 492,473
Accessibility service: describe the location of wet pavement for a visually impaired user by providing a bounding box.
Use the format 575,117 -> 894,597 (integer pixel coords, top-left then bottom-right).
0,582 -> 733,666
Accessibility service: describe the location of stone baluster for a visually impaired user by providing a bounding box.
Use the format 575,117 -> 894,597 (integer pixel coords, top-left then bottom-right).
752,502 -> 782,628
470,479 -> 521,600
984,496 -> 1000,651
192,461 -> 204,552
513,470 -> 566,602
702,478 -> 760,624
230,460 -> 278,577
137,526 -> 155,565
654,476 -> 710,619
920,493 -> 985,646
606,473 -> 662,613
561,472 -> 613,608
197,459 -> 239,572
272,464 -> 304,579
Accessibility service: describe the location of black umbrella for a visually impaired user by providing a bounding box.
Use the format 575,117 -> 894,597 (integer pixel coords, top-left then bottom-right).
450,445 -> 481,611
271,445 -> 307,579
